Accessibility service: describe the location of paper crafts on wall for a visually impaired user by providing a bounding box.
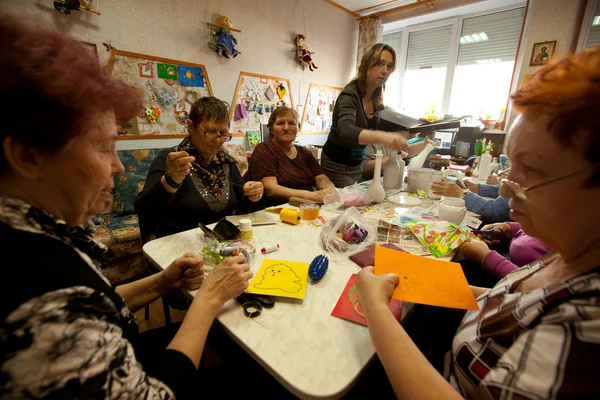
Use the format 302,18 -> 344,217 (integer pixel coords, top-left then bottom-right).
229,72 -> 294,136
331,274 -> 403,326
300,83 -> 342,134
245,259 -> 309,300
374,246 -> 479,310
108,50 -> 213,139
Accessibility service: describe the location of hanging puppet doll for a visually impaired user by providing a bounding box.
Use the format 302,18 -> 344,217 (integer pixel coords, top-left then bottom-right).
296,34 -> 318,71
210,16 -> 240,59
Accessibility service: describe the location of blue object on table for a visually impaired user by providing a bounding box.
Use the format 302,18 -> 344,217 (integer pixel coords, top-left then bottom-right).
309,254 -> 329,282
236,293 -> 274,318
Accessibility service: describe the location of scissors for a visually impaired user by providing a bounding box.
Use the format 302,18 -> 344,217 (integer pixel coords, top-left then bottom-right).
236,293 -> 274,318
470,227 -> 504,242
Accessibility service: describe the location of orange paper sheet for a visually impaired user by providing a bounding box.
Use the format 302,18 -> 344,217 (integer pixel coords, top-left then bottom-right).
374,246 -> 479,310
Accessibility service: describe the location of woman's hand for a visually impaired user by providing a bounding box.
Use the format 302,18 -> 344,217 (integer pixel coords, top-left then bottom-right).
463,179 -> 479,194
486,174 -> 501,185
166,151 -> 195,183
430,180 -> 463,197
355,266 -> 399,316
382,132 -> 409,153
459,241 -> 491,264
311,187 -> 335,203
195,255 -> 252,307
243,181 -> 264,202
477,222 -> 512,245
159,252 -> 205,293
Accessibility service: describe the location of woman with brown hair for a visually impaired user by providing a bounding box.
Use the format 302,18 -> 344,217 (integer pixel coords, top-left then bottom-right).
355,47 -> 600,399
248,106 -> 335,205
321,43 -> 430,187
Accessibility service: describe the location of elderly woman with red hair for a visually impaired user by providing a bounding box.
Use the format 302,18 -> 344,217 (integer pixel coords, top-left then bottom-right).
355,47 -> 600,399
0,9 -> 253,399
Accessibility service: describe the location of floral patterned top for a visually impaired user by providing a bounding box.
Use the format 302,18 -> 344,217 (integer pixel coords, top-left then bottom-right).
0,194 -> 195,398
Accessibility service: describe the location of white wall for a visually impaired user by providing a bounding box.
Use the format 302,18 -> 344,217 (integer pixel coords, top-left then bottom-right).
2,0 -> 358,149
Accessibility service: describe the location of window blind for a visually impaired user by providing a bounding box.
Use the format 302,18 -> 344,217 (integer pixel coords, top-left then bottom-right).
382,31 -> 403,61
456,7 -> 525,65
405,25 -> 452,70
586,1 -> 600,48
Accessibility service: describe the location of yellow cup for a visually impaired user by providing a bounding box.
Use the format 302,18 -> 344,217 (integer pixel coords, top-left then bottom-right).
299,203 -> 320,220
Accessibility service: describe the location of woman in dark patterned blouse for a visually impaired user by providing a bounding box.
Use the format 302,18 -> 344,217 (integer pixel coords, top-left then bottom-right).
0,10 -> 252,399
248,107 -> 335,205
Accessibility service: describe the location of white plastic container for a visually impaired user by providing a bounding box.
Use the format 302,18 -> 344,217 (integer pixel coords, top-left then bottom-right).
407,167 -> 434,193
427,170 -> 444,200
408,142 -> 435,169
438,198 -> 467,225
366,150 -> 385,203
383,150 -> 400,189
478,147 -> 493,181
396,155 -> 406,187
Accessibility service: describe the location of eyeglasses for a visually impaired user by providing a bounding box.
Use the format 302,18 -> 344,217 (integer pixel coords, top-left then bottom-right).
501,164 -> 600,200
198,125 -> 232,142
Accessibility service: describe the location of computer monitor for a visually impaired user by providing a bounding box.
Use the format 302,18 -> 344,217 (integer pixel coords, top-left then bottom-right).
434,131 -> 454,152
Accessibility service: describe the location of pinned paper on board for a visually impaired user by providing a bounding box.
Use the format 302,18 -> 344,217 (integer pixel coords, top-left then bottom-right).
374,246 -> 479,310
246,259 -> 309,300
331,274 -> 403,326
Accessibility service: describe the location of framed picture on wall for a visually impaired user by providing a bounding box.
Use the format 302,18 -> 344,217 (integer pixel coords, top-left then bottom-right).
530,41 -> 556,66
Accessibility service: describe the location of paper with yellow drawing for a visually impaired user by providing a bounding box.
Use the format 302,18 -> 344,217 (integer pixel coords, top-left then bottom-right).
246,259 -> 309,300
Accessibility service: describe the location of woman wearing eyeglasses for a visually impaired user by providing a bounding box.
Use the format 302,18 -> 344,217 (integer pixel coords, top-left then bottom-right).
355,48 -> 600,399
135,97 -> 264,238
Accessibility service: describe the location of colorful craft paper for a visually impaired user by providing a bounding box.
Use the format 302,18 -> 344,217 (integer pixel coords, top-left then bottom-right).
157,63 -> 178,80
331,274 -> 403,326
246,259 -> 309,300
178,66 -> 205,87
374,246 -> 479,310
405,219 -> 480,258
246,131 -> 260,151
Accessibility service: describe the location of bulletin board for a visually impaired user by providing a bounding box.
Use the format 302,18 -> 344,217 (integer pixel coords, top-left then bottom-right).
229,72 -> 294,137
299,83 -> 342,134
107,49 -> 214,140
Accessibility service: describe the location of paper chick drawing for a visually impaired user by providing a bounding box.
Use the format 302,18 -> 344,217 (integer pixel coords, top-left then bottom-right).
246,260 -> 309,300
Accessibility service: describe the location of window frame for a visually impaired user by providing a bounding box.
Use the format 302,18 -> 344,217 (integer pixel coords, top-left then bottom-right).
384,3 -> 527,118
575,0 -> 599,51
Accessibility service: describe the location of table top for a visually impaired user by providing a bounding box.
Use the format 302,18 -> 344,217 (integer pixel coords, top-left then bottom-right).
143,199 -> 480,399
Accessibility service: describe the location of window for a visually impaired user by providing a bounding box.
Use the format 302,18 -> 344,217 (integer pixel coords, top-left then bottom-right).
585,0 -> 600,48
403,25 -> 452,118
382,5 -> 525,122
448,8 -> 525,120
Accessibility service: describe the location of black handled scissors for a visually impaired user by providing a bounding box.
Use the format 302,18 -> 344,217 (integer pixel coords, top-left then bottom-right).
236,293 -> 274,318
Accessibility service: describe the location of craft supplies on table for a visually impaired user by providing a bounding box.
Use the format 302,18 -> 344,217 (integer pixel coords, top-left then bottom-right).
300,203 -> 320,220
261,244 -> 280,254
246,259 -> 309,300
239,218 -> 253,240
280,208 -> 302,225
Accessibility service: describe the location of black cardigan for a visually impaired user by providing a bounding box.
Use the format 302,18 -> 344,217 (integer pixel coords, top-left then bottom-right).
135,148 -> 264,238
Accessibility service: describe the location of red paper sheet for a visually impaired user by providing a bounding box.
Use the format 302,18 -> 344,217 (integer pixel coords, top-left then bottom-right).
331,274 -> 403,326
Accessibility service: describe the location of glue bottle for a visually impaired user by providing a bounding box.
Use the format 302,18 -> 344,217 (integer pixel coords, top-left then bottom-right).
239,218 -> 253,240
478,144 -> 493,181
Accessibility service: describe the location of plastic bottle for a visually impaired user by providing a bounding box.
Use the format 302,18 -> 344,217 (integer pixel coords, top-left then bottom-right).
496,108 -> 506,131
239,218 -> 253,240
383,150 -> 400,189
408,142 -> 435,169
396,155 -> 405,187
478,144 -> 493,181
488,157 -> 500,176
365,150 -> 385,203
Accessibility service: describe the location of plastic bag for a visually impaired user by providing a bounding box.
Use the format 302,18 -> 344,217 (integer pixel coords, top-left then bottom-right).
319,207 -> 376,256
323,187 -> 371,209
197,234 -> 256,266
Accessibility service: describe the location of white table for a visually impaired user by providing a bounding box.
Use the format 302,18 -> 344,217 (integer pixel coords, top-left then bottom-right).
143,202 -> 479,399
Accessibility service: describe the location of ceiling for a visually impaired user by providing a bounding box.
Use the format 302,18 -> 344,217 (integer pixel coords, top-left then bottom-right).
325,0 -> 436,18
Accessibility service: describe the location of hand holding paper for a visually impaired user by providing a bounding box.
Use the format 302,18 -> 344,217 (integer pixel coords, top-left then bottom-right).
374,246 -> 479,310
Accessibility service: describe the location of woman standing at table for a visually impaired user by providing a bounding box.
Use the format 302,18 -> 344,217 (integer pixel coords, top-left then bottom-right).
321,43 -> 430,187
248,106 -> 335,205
356,48 -> 600,398
135,97 -> 265,237
0,10 -> 253,399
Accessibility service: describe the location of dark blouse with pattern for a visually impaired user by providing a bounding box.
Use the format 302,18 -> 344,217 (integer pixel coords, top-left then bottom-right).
248,141 -> 324,205
0,194 -> 195,399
